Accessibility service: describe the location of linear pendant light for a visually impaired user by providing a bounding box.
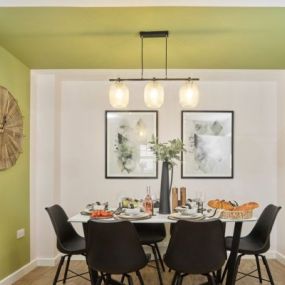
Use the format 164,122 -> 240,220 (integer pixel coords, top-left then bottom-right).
109,31 -> 200,109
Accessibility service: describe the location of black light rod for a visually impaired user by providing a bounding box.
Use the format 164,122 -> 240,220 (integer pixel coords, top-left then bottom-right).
109,77 -> 199,82
139,31 -> 169,38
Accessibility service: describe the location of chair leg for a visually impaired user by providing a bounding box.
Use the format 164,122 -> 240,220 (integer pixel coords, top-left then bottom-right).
177,275 -> 183,285
89,268 -> 99,285
255,255 -> 263,283
106,274 -> 112,285
126,274 -> 134,285
151,245 -> 164,285
261,255 -> 275,285
101,273 -> 107,284
207,273 -> 216,285
95,276 -> 103,285
63,254 -> 71,283
221,258 -> 229,283
136,271 -> 144,285
215,269 -> 222,283
171,272 -> 179,285
53,255 -> 65,285
154,243 -> 165,272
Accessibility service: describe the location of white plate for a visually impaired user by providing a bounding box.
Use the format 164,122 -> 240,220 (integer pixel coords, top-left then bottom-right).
116,212 -> 151,220
169,212 -> 204,220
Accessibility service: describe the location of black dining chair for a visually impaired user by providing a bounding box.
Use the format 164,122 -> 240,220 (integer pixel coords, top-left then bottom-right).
164,219 -> 227,285
134,223 -> 166,285
45,204 -> 89,284
86,219 -> 149,285
223,204 -> 281,285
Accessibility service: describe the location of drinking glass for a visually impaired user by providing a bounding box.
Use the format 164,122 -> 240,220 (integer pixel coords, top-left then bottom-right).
195,191 -> 205,213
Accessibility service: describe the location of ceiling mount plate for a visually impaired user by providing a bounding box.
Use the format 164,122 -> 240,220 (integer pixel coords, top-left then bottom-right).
139,31 -> 169,38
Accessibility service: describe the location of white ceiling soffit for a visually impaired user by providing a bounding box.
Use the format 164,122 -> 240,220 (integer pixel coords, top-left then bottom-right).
1,0 -> 285,7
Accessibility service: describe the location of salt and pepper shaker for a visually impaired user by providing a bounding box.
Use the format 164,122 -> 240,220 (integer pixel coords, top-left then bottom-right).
180,187 -> 186,207
172,187 -> 178,212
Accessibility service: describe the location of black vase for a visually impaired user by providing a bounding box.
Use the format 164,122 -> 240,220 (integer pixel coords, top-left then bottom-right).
159,161 -> 173,214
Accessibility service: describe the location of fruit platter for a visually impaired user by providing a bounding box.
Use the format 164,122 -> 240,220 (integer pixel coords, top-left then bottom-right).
90,210 -> 113,219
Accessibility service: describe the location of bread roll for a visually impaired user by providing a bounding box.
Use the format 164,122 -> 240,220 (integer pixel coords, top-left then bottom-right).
234,202 -> 259,211
208,199 -> 221,209
208,199 -> 234,210
208,199 -> 259,211
220,201 -> 235,211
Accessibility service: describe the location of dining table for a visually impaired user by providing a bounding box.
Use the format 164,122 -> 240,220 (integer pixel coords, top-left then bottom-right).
69,212 -> 257,285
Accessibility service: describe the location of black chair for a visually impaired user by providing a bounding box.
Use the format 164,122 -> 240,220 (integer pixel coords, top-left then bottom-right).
86,220 -> 149,285
134,223 -> 166,285
45,205 -> 88,284
164,219 -> 226,285
223,204 -> 281,284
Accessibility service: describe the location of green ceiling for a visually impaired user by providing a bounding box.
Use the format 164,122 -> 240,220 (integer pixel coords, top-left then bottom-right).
0,7 -> 285,69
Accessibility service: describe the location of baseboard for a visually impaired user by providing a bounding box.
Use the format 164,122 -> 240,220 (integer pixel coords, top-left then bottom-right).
0,254 -> 61,285
71,255 -> 86,261
226,250 -> 276,259
0,249 -> 281,285
0,260 -> 37,285
276,251 -> 285,265
261,250 -> 276,259
37,254 -> 61,266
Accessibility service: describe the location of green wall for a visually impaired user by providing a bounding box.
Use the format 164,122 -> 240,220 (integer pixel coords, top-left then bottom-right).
0,46 -> 30,280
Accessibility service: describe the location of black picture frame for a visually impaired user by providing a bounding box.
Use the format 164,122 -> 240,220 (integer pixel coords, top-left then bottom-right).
181,110 -> 234,179
105,110 -> 158,179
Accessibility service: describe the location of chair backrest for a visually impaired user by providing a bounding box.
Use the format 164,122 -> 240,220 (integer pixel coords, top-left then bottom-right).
86,220 -> 148,274
134,223 -> 166,238
165,219 -> 226,274
249,204 -> 281,246
45,204 -> 79,252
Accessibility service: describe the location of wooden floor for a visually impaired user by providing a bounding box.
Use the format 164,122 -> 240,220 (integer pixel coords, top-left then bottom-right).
13,259 -> 285,285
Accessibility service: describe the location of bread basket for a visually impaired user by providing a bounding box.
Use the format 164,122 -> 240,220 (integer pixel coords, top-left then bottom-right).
220,209 -> 253,220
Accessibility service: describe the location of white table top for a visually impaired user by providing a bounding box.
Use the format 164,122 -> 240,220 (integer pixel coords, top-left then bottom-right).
69,212 -> 257,224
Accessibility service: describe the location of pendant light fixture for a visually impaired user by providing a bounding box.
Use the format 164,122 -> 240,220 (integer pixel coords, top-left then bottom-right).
109,80 -> 129,108
179,79 -> 199,108
109,31 -> 199,109
144,80 -> 164,108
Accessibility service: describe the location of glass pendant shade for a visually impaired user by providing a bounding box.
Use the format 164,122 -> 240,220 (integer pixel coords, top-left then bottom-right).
179,81 -> 199,108
144,81 -> 164,108
109,81 -> 129,108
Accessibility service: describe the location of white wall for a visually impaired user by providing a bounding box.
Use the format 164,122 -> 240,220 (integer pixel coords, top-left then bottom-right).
31,70 -> 280,261
30,73 -> 57,262
277,74 -> 285,264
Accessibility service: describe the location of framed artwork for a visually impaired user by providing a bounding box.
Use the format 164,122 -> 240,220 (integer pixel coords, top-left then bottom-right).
181,111 -> 234,179
105,110 -> 158,179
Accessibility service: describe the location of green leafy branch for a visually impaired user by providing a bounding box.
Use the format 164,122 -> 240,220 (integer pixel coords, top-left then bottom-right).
149,136 -> 186,166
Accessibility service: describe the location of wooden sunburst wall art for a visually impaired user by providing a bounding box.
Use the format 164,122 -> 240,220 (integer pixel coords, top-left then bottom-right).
0,86 -> 23,170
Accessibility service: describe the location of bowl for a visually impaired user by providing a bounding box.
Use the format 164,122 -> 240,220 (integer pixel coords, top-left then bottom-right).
182,208 -> 198,215
175,207 -> 187,213
93,205 -> 105,210
124,208 -> 141,216
175,207 -> 197,215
